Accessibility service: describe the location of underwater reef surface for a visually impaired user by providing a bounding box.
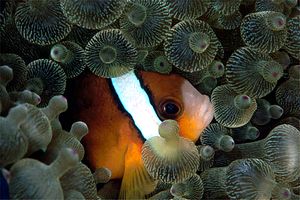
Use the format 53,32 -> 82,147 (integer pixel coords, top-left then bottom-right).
0,0 -> 300,199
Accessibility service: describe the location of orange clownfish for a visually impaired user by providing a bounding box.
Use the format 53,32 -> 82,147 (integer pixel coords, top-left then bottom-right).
65,70 -> 213,199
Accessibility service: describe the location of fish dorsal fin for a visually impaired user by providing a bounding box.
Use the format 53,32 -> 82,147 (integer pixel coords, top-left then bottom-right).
119,144 -> 157,199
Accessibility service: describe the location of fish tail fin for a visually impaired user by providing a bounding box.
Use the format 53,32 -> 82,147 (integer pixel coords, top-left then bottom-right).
119,144 -> 157,199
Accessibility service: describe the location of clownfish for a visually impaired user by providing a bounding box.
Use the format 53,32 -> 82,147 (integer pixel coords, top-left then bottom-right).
65,70 -> 213,199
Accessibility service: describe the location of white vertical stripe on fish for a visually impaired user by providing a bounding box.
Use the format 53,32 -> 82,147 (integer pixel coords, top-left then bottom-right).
111,70 -> 162,140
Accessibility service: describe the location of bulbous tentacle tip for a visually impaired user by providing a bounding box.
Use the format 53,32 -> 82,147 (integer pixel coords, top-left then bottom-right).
127,3 -> 147,26
50,95 -> 68,110
234,95 -> 252,110
50,44 -> 69,62
198,145 -> 215,160
188,32 -> 211,54
99,46 -> 117,64
7,104 -> 28,126
94,167 -> 112,184
268,13 -> 287,30
269,105 -> 284,119
289,65 -> 300,80
158,119 -> 180,140
70,121 -> 89,141
247,127 -> 260,140
219,135 -> 235,152
208,60 -> 225,78
0,65 -> 13,85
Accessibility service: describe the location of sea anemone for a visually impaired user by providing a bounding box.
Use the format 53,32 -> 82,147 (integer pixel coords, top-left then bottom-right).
218,124 -> 300,183
183,60 -> 224,95
9,148 -> 79,199
93,167 -> 112,184
201,158 -> 292,199
120,0 -> 172,48
40,95 -> 68,122
0,105 -> 28,167
211,84 -> 257,128
9,90 -> 41,106
85,29 -> 137,78
64,189 -> 85,200
65,25 -> 99,48
216,11 -> 243,30
142,120 -> 200,183
240,11 -> 287,53
278,117 -> 300,130
225,158 -> 291,199
0,65 -> 13,113
196,145 -> 215,172
210,0 -> 242,16
283,16 -> 300,60
50,41 -> 85,78
166,0 -> 210,20
251,98 -> 284,126
60,162 -> 99,199
226,47 -> 283,98
255,0 -> 285,12
288,65 -> 300,80
276,79 -> 300,116
21,103 -> 52,155
207,60 -> 225,78
196,78 -> 218,96
0,0 -> 14,32
0,53 -> 27,92
0,17 -> 48,62
25,59 -> 67,107
148,190 -> 173,199
43,121 -> 88,163
143,51 -> 172,74
164,20 -> 220,72
170,174 -> 204,199
230,123 -> 260,142
15,0 -> 72,45
200,123 -> 235,152
60,0 -> 126,29
270,50 -> 291,70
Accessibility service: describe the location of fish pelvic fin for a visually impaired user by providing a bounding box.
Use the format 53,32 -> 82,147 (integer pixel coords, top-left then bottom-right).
119,143 -> 157,199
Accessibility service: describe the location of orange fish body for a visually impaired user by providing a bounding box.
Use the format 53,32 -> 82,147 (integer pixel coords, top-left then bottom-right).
66,70 -> 213,198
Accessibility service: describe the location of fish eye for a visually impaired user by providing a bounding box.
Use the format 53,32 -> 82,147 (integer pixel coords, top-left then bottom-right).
159,99 -> 182,119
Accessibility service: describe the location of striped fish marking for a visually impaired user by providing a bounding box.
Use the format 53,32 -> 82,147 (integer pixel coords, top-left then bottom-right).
111,71 -> 161,141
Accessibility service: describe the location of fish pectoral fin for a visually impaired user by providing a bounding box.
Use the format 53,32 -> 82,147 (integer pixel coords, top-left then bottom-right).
119,144 -> 157,199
